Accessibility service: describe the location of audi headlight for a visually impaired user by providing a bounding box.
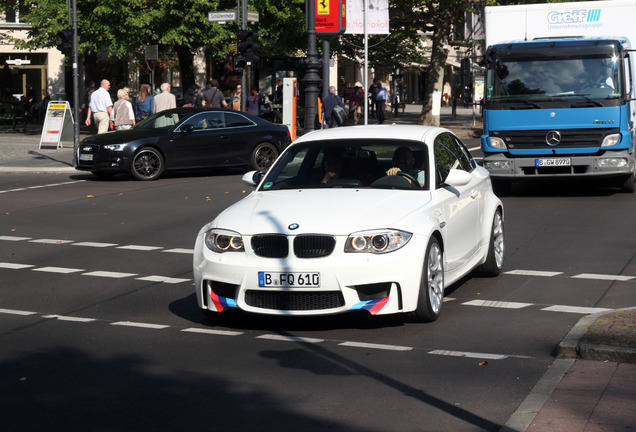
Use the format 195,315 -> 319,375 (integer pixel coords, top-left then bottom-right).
104,144 -> 127,151
345,229 -> 412,254
204,229 -> 244,253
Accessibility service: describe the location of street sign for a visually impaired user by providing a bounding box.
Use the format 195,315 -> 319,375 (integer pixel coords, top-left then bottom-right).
208,11 -> 236,22
145,45 -> 158,61
247,10 -> 260,23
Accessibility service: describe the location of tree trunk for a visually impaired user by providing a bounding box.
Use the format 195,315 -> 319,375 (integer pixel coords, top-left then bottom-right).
419,7 -> 453,126
175,45 -> 195,91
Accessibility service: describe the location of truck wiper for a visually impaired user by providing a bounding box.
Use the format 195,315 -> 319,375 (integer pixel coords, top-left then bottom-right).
508,99 -> 543,109
569,94 -> 604,107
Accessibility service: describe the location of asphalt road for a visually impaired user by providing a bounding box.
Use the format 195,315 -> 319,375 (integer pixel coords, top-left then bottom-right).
1,150 -> 635,431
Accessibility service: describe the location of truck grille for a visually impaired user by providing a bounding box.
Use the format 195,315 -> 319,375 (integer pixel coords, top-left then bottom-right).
491,128 -> 618,149
245,290 -> 344,310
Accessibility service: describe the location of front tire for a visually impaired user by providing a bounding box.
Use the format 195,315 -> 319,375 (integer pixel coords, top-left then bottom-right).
250,142 -> 278,171
479,209 -> 504,276
408,237 -> 444,323
131,148 -> 164,181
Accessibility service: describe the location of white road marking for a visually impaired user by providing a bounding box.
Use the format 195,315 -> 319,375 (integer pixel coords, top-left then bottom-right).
28,239 -> 73,244
0,180 -> 86,194
541,305 -> 613,314
505,269 -> 563,277
73,242 -> 117,248
182,327 -> 244,336
110,321 -> 169,329
83,271 -> 138,278
338,341 -> 412,351
136,275 -> 191,284
0,236 -> 31,241
163,248 -> 194,254
572,273 -> 635,282
0,308 -> 37,315
428,350 -> 508,360
257,334 -> 324,344
42,314 -> 96,322
463,299 -> 533,309
117,245 -> 164,251
0,262 -> 35,269
33,266 -> 84,274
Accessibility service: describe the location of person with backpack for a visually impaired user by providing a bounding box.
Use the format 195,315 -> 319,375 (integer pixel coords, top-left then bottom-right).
322,86 -> 345,128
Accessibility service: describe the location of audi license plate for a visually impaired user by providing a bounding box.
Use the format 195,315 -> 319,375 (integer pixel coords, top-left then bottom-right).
79,154 -> 94,161
535,158 -> 570,167
258,272 -> 320,288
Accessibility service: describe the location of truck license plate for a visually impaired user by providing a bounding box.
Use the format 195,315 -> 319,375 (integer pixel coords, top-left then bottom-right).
258,272 -> 320,288
535,158 -> 571,167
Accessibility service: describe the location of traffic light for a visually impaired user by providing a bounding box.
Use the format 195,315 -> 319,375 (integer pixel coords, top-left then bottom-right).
57,27 -> 73,57
461,57 -> 471,87
234,55 -> 247,70
237,29 -> 259,64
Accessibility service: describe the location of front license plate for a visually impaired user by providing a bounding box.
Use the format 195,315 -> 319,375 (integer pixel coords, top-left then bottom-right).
258,272 -> 321,288
535,158 -> 571,167
79,154 -> 94,161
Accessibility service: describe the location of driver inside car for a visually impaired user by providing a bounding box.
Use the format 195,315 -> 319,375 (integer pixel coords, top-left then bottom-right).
386,146 -> 426,187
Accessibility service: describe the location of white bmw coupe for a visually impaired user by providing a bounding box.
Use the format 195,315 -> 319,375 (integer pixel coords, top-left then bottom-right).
193,125 -> 504,322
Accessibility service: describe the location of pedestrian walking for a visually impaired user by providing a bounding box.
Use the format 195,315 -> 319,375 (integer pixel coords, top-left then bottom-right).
110,88 -> 135,130
348,82 -> 363,125
375,81 -> 388,124
85,79 -> 113,134
154,82 -> 176,113
322,86 -> 345,128
202,79 -> 227,108
135,83 -> 154,121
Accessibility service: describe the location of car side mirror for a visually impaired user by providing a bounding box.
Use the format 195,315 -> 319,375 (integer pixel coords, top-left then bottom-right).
181,123 -> 194,134
242,170 -> 265,188
444,169 -> 472,187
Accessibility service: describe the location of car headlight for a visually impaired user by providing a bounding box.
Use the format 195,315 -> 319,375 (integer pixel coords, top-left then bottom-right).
345,229 -> 412,254
104,144 -> 127,151
204,229 -> 244,253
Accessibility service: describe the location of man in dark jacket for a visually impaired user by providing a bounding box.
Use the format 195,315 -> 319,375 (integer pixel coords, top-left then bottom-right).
322,86 -> 345,128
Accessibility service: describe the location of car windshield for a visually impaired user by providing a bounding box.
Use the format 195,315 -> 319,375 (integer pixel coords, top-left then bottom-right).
135,109 -> 192,130
260,139 -> 429,191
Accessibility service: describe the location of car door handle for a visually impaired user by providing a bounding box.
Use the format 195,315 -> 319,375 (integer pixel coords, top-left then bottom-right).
219,135 -> 229,139
470,190 -> 478,199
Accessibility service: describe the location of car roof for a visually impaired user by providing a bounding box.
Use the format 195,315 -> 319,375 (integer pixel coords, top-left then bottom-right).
292,124 -> 450,145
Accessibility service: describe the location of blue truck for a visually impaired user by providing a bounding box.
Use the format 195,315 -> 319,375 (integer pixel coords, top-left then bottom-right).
481,1 -> 636,193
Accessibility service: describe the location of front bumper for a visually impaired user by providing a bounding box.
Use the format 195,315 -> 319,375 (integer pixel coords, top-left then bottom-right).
193,233 -> 427,317
482,151 -> 634,181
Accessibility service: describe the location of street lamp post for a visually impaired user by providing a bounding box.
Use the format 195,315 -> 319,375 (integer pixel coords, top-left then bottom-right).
303,0 -> 322,133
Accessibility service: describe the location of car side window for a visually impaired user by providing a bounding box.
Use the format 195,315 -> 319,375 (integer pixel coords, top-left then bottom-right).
434,133 -> 471,187
189,112 -> 224,130
225,112 -> 254,128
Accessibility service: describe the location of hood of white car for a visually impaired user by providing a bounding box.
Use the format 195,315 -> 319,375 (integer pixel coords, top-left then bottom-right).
212,189 -> 432,235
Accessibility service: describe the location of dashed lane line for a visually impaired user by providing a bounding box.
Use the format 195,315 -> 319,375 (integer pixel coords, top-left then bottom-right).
541,305 -> 613,314
462,300 -> 533,309
0,261 -> 190,285
0,180 -> 86,194
110,321 -> 170,329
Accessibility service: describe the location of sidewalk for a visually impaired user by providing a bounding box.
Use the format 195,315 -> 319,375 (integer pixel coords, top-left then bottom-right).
1,106 -> 634,432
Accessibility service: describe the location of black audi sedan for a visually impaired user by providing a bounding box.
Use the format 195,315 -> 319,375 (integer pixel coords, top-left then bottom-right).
76,108 -> 291,180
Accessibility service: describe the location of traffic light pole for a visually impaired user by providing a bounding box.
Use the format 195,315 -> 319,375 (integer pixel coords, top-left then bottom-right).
72,0 -> 79,164
240,0 -> 247,112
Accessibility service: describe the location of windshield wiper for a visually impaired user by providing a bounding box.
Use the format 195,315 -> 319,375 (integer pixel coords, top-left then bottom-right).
569,94 -> 604,107
508,99 -> 543,109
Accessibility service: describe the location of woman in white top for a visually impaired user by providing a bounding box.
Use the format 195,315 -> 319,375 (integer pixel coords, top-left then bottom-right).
110,88 -> 136,131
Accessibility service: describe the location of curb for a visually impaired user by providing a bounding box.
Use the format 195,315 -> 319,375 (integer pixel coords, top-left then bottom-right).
557,306 -> 636,363
502,307 -> 636,431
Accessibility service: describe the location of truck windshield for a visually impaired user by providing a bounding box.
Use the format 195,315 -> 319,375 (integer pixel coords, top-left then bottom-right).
485,41 -> 623,108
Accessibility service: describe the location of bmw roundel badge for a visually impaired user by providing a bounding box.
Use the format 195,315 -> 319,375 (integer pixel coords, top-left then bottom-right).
288,223 -> 299,230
